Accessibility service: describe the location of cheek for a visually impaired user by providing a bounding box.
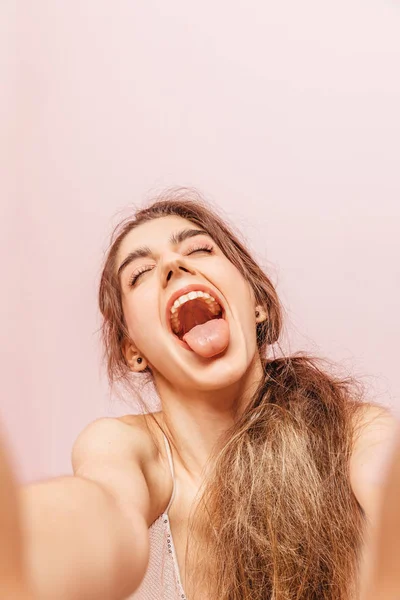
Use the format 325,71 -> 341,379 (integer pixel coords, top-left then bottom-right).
124,288 -> 160,345
220,263 -> 254,310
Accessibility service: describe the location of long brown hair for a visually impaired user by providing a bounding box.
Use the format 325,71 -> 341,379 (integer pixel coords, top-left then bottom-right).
98,186 -> 374,599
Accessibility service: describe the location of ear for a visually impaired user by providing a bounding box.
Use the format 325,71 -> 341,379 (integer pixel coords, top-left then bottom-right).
255,305 -> 268,324
122,339 -> 148,372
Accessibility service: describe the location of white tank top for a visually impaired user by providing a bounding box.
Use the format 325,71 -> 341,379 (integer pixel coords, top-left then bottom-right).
127,433 -> 187,599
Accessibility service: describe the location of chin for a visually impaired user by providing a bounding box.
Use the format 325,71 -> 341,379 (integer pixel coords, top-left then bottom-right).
182,349 -> 252,391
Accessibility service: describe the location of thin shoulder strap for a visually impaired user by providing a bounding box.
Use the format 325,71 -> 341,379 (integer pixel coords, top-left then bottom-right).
162,432 -> 176,514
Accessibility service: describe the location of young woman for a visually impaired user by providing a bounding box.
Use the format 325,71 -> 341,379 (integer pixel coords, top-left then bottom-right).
2,187 -> 399,600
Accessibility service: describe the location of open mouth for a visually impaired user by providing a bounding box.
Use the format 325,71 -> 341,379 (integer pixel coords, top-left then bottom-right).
169,290 -> 224,341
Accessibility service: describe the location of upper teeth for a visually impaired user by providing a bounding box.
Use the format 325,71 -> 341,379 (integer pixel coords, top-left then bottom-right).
170,291 -> 222,332
171,290 -> 219,313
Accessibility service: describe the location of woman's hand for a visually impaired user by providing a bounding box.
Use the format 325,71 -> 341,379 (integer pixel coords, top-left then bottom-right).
0,419 -> 35,599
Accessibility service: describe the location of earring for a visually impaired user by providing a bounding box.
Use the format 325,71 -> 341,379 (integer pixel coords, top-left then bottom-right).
255,307 -> 267,323
136,357 -> 143,364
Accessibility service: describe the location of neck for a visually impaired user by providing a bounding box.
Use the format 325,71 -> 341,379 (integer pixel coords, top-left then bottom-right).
153,355 -> 265,481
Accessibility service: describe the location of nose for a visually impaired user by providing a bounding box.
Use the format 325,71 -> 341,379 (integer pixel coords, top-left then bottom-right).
160,253 -> 196,288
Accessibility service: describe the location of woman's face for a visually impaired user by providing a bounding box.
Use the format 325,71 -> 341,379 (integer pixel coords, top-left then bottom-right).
116,215 -> 263,391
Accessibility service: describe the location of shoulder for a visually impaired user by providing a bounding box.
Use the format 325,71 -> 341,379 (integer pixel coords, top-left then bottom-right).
351,404 -> 399,470
72,413 -> 173,526
349,403 -> 400,521
72,414 -> 155,469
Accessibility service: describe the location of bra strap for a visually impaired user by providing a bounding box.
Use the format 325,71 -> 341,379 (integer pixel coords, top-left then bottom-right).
162,433 -> 176,514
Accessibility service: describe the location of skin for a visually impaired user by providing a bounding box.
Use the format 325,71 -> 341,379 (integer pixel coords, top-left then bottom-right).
118,215 -> 400,597
117,214 -> 267,481
0,422 -> 35,599
2,214 -> 399,597
360,429 -> 400,600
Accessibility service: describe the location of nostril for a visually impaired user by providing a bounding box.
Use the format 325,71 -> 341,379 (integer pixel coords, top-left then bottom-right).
166,265 -> 190,283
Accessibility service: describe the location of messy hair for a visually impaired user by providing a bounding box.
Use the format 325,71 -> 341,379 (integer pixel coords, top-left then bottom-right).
98,186 -> 372,599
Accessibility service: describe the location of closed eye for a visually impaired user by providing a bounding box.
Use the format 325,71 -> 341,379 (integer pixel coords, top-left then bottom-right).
128,265 -> 153,286
128,244 -> 214,287
187,244 -> 214,255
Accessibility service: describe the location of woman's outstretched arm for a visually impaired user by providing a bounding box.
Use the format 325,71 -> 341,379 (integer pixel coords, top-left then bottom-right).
359,416 -> 400,600
0,417 -> 151,600
349,405 -> 400,599
0,420 -> 34,599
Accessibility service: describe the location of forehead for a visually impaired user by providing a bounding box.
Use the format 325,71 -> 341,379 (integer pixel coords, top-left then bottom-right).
116,215 -> 200,262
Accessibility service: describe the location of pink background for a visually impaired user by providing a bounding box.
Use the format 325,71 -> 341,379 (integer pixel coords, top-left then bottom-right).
1,1 -> 399,484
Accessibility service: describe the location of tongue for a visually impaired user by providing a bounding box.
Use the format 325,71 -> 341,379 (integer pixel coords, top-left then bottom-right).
182,318 -> 230,358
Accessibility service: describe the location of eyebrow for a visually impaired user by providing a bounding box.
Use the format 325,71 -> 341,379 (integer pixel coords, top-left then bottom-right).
117,228 -> 210,278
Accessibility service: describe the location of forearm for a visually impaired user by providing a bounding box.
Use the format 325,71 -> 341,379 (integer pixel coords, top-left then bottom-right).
360,430 -> 400,600
19,475 -> 148,600
0,425 -> 33,597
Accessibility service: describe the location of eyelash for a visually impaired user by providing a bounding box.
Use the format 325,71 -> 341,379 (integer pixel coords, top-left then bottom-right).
128,244 -> 214,287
